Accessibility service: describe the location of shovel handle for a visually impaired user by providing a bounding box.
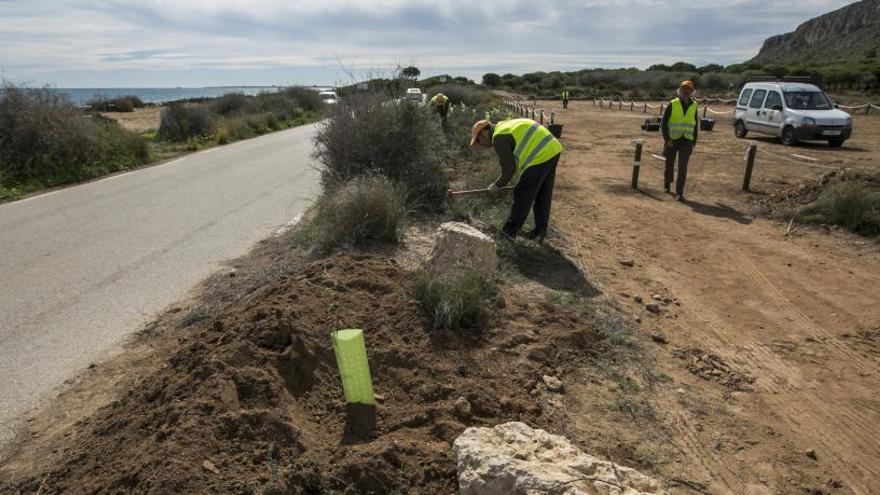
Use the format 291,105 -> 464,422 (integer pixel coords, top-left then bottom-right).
447,186 -> 514,197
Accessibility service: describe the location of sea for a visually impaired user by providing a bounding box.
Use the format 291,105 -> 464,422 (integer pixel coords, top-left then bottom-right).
52,86 -> 286,106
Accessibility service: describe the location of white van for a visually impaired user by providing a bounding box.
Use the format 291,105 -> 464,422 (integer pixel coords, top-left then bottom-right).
734,81 -> 853,147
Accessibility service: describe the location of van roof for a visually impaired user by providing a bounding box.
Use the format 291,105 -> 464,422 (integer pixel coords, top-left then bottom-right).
743,81 -> 821,92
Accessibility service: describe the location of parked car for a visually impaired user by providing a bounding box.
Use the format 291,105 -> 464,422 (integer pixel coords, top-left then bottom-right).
318,91 -> 339,104
405,87 -> 424,103
734,81 -> 852,147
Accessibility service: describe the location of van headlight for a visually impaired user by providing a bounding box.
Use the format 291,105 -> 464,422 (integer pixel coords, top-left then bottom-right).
802,117 -> 816,127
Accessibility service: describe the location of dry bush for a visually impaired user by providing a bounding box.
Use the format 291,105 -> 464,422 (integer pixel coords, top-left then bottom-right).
158,103 -> 216,141
413,268 -> 496,332
800,180 -> 880,236
313,94 -> 448,206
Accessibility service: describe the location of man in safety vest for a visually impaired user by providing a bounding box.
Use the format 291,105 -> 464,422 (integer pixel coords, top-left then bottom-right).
561,90 -> 570,109
661,80 -> 699,201
470,118 -> 563,243
430,92 -> 451,128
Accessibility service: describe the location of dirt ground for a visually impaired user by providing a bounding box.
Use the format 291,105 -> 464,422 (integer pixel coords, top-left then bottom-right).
2,100 -> 879,495
545,99 -> 880,494
101,107 -> 162,132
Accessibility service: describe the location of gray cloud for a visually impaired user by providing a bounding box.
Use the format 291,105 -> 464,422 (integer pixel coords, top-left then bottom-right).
0,0 -> 858,86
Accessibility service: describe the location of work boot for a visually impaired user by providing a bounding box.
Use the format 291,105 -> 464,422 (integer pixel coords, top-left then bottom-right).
663,185 -> 672,194
675,194 -> 685,202
523,229 -> 546,244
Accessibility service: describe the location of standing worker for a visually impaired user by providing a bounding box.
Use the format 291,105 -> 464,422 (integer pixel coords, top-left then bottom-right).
561,90 -> 570,109
430,92 -> 451,128
661,80 -> 698,201
470,118 -> 563,243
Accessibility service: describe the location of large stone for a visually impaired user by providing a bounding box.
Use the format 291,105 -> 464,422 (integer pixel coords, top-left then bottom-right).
426,222 -> 498,275
454,422 -> 663,495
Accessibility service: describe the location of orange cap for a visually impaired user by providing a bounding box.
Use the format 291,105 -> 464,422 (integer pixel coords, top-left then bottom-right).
680,80 -> 695,91
469,119 -> 491,146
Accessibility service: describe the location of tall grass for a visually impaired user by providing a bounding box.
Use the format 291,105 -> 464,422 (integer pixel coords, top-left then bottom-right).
312,176 -> 407,250
800,181 -> 880,236
413,268 -> 496,332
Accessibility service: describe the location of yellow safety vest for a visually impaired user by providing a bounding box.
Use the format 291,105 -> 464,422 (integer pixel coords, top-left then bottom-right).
562,91 -> 569,100
493,119 -> 563,173
430,93 -> 449,106
668,98 -> 697,141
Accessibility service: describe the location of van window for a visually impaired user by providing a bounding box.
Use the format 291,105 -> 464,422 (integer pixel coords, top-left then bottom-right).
764,91 -> 783,109
749,89 -> 767,109
783,91 -> 831,110
738,89 -> 753,107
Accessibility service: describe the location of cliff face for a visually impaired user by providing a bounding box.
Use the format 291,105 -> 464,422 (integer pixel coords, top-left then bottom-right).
749,0 -> 880,64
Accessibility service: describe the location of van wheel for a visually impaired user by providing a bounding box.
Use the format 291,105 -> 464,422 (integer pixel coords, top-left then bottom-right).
828,139 -> 844,147
734,120 -> 747,138
781,126 -> 798,146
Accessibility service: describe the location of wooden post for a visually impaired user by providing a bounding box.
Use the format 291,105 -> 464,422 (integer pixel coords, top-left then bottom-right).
630,101 -> 634,112
618,100 -> 622,110
703,106 -> 708,118
531,108 -> 536,120
743,143 -> 758,191
631,139 -> 643,190
539,111 -> 544,125
644,102 -> 647,113
660,104 -> 665,115
550,112 -> 555,124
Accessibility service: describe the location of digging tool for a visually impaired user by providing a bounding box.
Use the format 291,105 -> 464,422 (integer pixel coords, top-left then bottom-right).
447,186 -> 514,197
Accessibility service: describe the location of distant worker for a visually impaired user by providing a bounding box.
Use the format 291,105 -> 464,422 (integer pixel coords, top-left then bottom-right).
561,90 -> 570,109
470,118 -> 563,243
661,80 -> 698,201
430,92 -> 451,127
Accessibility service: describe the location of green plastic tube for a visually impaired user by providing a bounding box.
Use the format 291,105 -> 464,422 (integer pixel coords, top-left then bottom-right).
331,329 -> 375,405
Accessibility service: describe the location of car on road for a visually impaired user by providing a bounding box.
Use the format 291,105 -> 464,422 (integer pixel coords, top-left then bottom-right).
405,87 -> 424,103
734,81 -> 853,147
318,91 -> 339,105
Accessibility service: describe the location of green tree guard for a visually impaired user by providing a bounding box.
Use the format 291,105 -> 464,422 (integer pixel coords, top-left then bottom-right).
331,329 -> 375,405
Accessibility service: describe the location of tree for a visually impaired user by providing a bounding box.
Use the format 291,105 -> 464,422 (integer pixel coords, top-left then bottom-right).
482,73 -> 502,87
669,61 -> 697,73
401,66 -> 421,80
697,64 -> 724,74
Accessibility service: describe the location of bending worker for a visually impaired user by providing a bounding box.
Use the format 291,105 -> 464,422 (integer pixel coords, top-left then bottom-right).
429,92 -> 451,127
661,80 -> 698,201
470,118 -> 563,243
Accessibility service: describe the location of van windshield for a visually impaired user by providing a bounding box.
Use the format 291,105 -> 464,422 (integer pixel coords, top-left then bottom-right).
783,91 -> 831,110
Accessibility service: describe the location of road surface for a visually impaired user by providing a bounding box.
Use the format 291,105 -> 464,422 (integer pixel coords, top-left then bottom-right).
0,124 -> 322,445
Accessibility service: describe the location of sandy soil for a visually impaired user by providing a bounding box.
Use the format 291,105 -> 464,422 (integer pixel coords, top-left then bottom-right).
548,99 -> 880,494
101,107 -> 162,133
2,99 -> 878,495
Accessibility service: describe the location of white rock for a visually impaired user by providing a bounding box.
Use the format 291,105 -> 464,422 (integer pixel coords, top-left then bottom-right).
454,422 -> 664,495
543,375 -> 564,393
426,222 -> 498,275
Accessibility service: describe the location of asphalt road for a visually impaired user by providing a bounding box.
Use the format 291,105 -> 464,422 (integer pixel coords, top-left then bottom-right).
0,124 -> 322,445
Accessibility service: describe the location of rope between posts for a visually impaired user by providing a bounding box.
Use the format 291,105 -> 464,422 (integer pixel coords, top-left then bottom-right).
706,108 -> 735,115
759,149 -> 842,170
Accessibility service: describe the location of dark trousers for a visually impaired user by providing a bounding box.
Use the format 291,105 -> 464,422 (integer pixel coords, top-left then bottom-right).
502,154 -> 559,238
664,139 -> 693,195
562,99 -> 569,109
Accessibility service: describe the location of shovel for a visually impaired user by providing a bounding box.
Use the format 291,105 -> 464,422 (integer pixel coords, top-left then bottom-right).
447,186 -> 514,197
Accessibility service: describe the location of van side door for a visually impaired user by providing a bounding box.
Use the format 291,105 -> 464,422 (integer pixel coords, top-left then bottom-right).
762,90 -> 785,136
746,89 -> 767,133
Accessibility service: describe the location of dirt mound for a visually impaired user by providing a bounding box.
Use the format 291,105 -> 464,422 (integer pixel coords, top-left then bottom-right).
3,255 -> 610,494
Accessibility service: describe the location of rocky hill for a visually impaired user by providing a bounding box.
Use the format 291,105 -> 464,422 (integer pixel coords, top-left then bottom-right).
749,0 -> 880,64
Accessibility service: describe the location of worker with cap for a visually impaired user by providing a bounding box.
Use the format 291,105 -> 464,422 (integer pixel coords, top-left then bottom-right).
470,118 -> 563,243
661,80 -> 698,201
429,92 -> 451,128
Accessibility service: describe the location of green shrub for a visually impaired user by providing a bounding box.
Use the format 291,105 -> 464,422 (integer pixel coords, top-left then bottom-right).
0,84 -> 150,189
313,94 -> 448,205
213,93 -> 253,115
158,103 -> 215,141
800,181 -> 880,235
427,83 -> 493,108
413,268 -> 496,331
87,95 -> 144,112
282,87 -> 324,113
313,176 -> 407,249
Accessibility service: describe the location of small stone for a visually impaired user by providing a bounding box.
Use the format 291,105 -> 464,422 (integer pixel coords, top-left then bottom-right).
634,295 -> 644,303
454,397 -> 473,419
651,294 -> 662,301
619,259 -> 635,267
202,460 -> 220,475
650,332 -> 668,344
374,394 -> 386,403
542,375 -> 564,392
805,449 -> 818,460
646,303 -> 662,314
634,316 -> 642,324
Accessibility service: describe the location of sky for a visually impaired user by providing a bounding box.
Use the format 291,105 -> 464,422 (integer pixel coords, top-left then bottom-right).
0,0 -> 859,88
